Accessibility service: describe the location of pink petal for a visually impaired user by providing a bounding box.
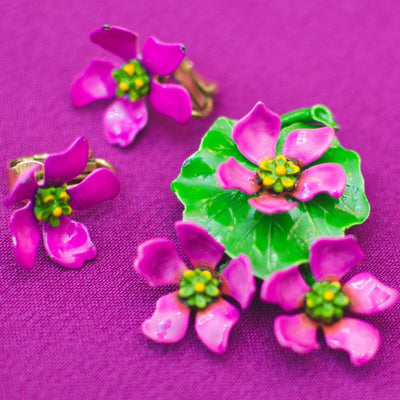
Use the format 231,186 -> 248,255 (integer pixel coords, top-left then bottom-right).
175,221 -> 225,269
291,163 -> 346,202
220,254 -> 256,309
6,165 -> 40,206
323,317 -> 381,366
232,102 -> 281,165
282,127 -> 335,167
134,238 -> 187,287
9,202 -> 40,270
148,79 -> 192,124
309,235 -> 363,282
90,25 -> 138,61
216,157 -> 261,195
343,273 -> 400,315
274,313 -> 320,354
260,266 -> 310,311
68,168 -> 120,210
142,292 -> 190,344
141,36 -> 186,76
42,216 -> 97,268
194,298 -> 240,353
103,98 -> 148,147
44,137 -> 89,186
71,59 -> 117,107
248,191 -> 298,215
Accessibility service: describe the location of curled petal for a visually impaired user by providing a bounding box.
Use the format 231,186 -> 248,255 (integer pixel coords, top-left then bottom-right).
343,273 -> 399,315
148,79 -> 192,124
68,168 -> 120,210
42,216 -> 97,268
44,137 -> 89,186
216,158 -> 260,195
248,191 -> 298,215
142,292 -> 190,344
274,313 -> 320,354
260,266 -> 310,311
6,165 -> 40,206
175,221 -> 225,269
291,163 -> 346,202
134,238 -> 187,286
195,298 -> 240,353
71,59 -> 117,107
232,102 -> 281,165
309,235 -> 363,282
141,36 -> 186,76
9,202 -> 40,270
220,254 -> 256,309
90,25 -> 138,61
323,317 -> 381,366
282,127 -> 334,167
103,98 -> 148,147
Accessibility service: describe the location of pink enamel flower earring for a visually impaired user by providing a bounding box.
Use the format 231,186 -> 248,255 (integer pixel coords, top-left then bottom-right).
71,25 -> 217,147
6,137 -> 120,269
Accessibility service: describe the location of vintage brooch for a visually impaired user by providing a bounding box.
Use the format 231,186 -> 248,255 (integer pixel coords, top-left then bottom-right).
172,102 -> 370,279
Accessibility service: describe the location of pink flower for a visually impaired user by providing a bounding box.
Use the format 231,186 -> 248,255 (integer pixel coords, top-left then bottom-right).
71,25 -> 192,147
6,137 -> 120,269
134,221 -> 256,353
216,102 -> 347,214
260,236 -> 399,366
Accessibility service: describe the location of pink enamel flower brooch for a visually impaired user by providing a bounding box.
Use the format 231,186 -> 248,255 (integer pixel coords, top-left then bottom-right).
216,102 -> 346,214
166,101 -> 398,364
261,236 -> 399,366
134,221 -> 255,353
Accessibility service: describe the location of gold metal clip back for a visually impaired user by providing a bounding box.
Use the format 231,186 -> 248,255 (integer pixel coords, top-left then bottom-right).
7,151 -> 115,190
157,58 -> 217,119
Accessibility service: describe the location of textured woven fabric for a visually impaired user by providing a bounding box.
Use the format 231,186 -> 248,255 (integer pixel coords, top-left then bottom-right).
1,0 -> 400,398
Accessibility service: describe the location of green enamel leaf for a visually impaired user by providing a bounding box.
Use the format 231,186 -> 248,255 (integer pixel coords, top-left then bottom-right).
281,105 -> 339,130
171,117 -> 370,280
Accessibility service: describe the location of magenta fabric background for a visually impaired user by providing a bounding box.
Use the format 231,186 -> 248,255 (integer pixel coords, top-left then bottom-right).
1,0 -> 400,398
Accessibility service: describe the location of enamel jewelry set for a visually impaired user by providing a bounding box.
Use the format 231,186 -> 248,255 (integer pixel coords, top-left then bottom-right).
6,25 -> 398,367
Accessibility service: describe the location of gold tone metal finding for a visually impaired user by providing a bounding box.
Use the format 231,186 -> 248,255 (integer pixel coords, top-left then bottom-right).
7,151 -> 115,190
158,58 -> 217,118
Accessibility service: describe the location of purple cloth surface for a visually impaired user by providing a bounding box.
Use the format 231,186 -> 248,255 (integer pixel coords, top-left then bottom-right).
1,0 -> 400,398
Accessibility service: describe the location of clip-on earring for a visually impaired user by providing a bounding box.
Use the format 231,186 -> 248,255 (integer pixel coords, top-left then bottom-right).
71,25 -> 217,147
6,136 -> 120,270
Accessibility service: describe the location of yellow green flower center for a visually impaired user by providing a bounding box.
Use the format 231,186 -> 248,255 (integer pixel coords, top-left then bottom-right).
178,268 -> 221,309
258,155 -> 301,194
34,186 -> 72,227
112,60 -> 150,102
305,280 -> 350,324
